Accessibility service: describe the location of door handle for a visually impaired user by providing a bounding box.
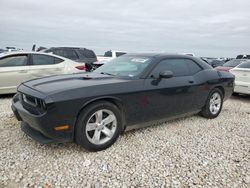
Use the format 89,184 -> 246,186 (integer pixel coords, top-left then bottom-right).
188,80 -> 194,84
19,70 -> 28,73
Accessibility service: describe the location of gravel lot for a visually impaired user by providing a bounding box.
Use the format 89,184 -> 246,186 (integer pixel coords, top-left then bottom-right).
0,95 -> 249,187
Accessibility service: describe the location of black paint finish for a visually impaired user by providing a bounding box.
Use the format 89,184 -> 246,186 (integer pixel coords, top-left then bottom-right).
12,54 -> 235,143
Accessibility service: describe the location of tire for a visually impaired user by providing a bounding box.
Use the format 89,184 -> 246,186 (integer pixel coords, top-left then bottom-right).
232,92 -> 239,96
200,88 -> 223,119
75,101 -> 122,151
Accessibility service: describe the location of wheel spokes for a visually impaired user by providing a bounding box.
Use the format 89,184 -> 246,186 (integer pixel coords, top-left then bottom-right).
95,110 -> 103,123
102,114 -> 116,126
86,123 -> 97,131
92,129 -> 101,143
102,127 -> 113,138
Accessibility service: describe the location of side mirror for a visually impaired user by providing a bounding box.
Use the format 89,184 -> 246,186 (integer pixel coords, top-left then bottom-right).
159,70 -> 173,79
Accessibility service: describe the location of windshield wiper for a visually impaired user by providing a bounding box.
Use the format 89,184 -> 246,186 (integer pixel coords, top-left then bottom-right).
100,72 -> 115,76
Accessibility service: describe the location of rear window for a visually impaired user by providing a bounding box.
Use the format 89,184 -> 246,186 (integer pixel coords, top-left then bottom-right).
237,62 -> 250,68
64,49 -> 78,60
79,49 -> 96,58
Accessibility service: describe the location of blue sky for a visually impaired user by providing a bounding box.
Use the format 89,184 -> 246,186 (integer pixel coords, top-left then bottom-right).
0,0 -> 250,57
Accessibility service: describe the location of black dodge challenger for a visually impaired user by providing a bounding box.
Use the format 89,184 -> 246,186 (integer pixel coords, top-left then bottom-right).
12,54 -> 234,151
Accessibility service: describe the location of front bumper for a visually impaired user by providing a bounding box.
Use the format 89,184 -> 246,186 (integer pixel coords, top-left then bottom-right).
21,122 -> 58,144
12,93 -> 74,144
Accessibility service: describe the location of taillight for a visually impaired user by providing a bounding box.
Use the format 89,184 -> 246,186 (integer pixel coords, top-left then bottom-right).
76,65 -> 86,70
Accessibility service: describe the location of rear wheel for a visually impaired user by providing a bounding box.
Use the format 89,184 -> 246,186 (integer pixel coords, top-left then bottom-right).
200,88 -> 223,119
75,101 -> 122,151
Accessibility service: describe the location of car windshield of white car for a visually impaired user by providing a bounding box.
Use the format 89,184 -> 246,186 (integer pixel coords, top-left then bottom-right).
223,60 -> 245,67
237,62 -> 250,68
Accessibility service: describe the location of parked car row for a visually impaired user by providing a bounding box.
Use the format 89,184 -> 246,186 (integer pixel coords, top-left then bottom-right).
1,47 -> 249,96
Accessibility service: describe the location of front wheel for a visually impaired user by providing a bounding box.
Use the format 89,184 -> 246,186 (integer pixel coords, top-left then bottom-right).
75,101 -> 122,151
200,88 -> 223,119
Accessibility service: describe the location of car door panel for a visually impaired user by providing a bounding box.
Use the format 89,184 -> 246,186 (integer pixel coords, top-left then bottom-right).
139,58 -> 204,122
0,55 -> 29,93
142,76 -> 196,122
29,54 -> 65,80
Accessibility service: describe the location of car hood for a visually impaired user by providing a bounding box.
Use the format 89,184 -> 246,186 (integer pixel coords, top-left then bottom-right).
22,72 -> 131,95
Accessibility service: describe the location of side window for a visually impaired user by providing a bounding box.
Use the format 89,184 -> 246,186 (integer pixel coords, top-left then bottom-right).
151,59 -> 189,77
150,59 -> 202,78
116,52 -> 126,57
0,55 -> 28,67
54,57 -> 64,64
63,49 -> 78,60
32,54 -> 55,65
185,59 -> 202,75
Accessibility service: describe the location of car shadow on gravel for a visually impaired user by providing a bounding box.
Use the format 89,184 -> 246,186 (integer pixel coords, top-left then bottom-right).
231,94 -> 250,102
0,94 -> 15,99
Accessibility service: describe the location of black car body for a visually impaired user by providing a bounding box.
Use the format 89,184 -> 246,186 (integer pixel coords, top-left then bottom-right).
45,47 -> 97,71
12,54 -> 234,151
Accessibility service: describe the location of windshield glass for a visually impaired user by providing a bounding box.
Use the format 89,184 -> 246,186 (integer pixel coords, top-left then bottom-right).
94,55 -> 152,77
237,61 -> 250,68
223,59 -> 246,67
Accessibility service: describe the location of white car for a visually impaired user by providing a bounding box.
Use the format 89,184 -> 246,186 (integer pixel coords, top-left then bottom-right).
97,50 -> 127,62
230,61 -> 250,95
0,52 -> 86,94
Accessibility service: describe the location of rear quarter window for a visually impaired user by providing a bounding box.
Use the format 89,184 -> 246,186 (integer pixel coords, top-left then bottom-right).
185,59 -> 202,75
32,54 -> 55,65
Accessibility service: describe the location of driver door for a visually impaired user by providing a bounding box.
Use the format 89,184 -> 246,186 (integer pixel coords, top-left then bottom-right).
142,58 -> 202,122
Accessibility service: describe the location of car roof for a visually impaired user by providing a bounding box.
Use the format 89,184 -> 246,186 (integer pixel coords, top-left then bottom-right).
46,47 -> 91,50
124,53 -> 212,69
124,53 -> 198,59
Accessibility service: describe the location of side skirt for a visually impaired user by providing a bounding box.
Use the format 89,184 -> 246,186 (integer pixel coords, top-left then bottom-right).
124,110 -> 201,132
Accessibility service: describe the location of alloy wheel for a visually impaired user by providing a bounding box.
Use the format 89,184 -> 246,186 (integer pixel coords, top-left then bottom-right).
85,109 -> 117,145
209,92 -> 222,115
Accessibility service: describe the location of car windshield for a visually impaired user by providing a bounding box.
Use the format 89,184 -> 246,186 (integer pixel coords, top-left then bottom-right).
94,56 -> 152,77
223,59 -> 246,67
237,61 -> 250,68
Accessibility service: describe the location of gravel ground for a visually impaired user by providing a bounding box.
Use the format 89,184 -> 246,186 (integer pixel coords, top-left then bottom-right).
0,95 -> 249,188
